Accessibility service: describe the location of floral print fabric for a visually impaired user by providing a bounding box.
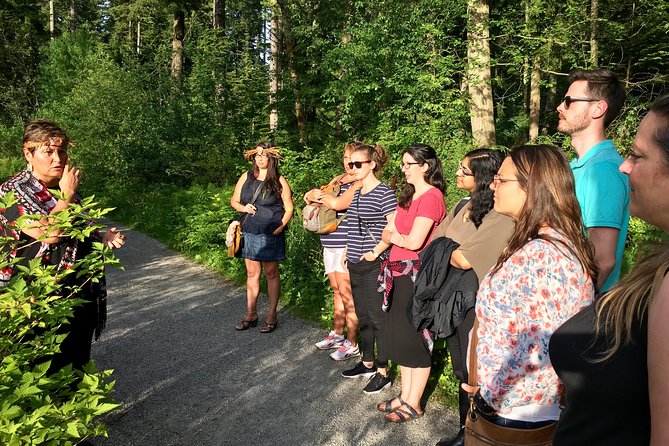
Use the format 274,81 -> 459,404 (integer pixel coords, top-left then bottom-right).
476,227 -> 594,415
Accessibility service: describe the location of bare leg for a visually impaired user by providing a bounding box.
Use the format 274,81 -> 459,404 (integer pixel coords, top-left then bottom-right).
244,259 -> 262,318
335,270 -> 358,345
263,261 -> 280,323
327,272 -> 345,335
395,365 -> 428,416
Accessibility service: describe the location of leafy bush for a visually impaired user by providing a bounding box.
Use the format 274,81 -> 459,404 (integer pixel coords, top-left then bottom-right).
0,193 -> 120,445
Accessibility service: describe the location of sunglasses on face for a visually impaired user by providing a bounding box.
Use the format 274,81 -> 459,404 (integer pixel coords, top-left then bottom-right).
562,95 -> 599,109
348,160 -> 372,169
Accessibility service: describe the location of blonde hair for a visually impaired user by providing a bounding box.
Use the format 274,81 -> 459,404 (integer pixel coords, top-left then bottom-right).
595,243 -> 669,361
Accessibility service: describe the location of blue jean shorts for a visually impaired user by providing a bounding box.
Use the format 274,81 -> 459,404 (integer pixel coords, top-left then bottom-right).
242,231 -> 285,261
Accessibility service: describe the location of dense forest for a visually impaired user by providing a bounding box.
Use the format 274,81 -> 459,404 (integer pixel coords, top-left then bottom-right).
0,1 -> 667,438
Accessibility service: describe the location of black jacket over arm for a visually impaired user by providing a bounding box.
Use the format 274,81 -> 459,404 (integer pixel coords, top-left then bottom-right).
410,237 -> 479,339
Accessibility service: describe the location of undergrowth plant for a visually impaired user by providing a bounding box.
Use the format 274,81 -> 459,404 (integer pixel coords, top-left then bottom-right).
0,192 -> 120,445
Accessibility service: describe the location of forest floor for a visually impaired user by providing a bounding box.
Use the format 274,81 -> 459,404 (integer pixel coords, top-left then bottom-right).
92,225 -> 458,446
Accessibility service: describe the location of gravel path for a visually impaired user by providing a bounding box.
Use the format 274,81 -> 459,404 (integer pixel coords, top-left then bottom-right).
93,226 -> 459,446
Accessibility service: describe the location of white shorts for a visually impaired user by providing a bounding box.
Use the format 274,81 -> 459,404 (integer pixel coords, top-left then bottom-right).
323,246 -> 347,274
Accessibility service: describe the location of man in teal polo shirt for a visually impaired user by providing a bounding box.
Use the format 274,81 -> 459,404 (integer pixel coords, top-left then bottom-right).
557,69 -> 629,292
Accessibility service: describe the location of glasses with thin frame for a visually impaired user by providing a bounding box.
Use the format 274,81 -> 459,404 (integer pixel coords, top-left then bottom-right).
561,95 -> 599,109
492,175 -> 520,185
348,160 -> 372,169
400,162 -> 421,170
457,162 -> 474,176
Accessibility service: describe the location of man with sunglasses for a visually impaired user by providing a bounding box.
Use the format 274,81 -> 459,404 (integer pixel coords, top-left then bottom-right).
557,68 -> 629,292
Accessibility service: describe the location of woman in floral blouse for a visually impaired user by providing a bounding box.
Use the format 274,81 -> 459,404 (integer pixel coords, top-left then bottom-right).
464,144 -> 596,431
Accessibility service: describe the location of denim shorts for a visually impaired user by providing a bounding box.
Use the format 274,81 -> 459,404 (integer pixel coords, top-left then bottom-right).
242,231 -> 285,261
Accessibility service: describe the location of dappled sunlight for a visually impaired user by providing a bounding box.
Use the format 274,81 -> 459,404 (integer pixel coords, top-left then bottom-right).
93,228 -> 457,445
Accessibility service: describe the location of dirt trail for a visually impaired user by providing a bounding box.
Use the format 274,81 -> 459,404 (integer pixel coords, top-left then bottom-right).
93,226 -> 458,446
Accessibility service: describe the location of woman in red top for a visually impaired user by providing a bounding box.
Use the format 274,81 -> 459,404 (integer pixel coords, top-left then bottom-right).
377,143 -> 446,422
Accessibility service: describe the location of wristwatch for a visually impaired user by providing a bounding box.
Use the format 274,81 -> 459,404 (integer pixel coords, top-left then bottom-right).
370,250 -> 379,259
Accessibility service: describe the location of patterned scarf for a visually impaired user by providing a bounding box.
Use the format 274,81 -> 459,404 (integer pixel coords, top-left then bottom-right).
377,259 -> 421,312
0,170 -> 107,339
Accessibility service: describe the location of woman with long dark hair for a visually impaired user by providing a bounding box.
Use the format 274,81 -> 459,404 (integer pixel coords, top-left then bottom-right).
550,94 -> 669,445
464,145 -> 595,438
376,144 -> 446,422
433,149 -> 516,445
230,142 -> 293,333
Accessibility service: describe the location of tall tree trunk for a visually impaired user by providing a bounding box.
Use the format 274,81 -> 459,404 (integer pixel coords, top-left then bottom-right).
466,0 -> 496,147
171,11 -> 185,81
626,0 -> 636,83
529,55 -> 541,142
49,0 -> 55,39
69,0 -> 76,32
269,0 -> 280,132
277,0 -> 307,145
213,0 -> 225,29
137,21 -> 141,55
543,73 -> 557,135
590,0 -> 599,67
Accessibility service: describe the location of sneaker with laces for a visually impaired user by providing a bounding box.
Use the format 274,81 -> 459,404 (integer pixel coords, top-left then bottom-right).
315,331 -> 345,350
330,339 -> 360,361
341,361 -> 377,379
363,372 -> 392,394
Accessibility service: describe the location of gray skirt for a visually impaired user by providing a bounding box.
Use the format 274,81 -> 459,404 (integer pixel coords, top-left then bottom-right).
242,231 -> 285,262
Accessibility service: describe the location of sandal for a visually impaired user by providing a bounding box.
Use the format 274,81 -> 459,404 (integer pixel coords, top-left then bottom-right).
259,319 -> 278,333
377,395 -> 404,413
235,312 -> 258,331
384,401 -> 423,423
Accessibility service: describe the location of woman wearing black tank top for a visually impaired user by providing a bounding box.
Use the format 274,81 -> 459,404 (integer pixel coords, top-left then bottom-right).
230,142 -> 293,333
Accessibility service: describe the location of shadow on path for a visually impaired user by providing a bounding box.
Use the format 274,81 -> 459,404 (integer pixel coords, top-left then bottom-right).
94,227 -> 459,446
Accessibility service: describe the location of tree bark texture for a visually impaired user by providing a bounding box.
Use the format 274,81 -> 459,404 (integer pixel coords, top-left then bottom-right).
171,11 -> 185,80
277,0 -> 307,145
466,0 -> 496,147
543,73 -> 557,135
529,54 -> 541,142
590,0 -> 599,67
69,0 -> 76,32
137,21 -> 141,55
213,0 -> 225,29
269,0 -> 280,132
50,0 -> 55,39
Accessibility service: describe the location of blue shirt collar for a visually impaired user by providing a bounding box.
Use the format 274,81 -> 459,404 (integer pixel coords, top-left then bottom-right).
570,139 -> 615,168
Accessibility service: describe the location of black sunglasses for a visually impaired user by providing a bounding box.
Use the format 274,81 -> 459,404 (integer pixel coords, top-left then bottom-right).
348,160 -> 372,169
562,95 -> 599,109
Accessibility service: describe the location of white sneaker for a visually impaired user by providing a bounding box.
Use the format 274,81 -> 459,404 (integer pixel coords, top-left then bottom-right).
315,331 -> 345,350
330,339 -> 360,361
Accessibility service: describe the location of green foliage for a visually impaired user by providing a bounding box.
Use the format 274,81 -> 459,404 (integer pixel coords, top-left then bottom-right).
0,193 -> 120,444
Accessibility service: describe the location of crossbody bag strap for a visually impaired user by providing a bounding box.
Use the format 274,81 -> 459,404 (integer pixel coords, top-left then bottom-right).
356,190 -> 378,244
468,316 -> 480,387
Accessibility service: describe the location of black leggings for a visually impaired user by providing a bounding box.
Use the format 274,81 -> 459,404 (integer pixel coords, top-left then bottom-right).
446,307 -> 476,426
347,258 -> 388,368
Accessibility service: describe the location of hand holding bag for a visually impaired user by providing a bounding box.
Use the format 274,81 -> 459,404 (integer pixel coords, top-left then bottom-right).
302,174 -> 348,235
464,318 -> 556,446
226,182 -> 263,258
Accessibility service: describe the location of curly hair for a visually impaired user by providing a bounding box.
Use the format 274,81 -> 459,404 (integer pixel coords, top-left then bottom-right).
463,148 -> 503,228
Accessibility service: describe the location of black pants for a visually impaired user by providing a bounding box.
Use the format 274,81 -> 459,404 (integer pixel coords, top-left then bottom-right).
446,307 -> 476,426
348,258 -> 388,368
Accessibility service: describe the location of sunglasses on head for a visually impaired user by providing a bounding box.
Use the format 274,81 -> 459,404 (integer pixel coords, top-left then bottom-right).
348,160 -> 372,169
562,95 -> 599,109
